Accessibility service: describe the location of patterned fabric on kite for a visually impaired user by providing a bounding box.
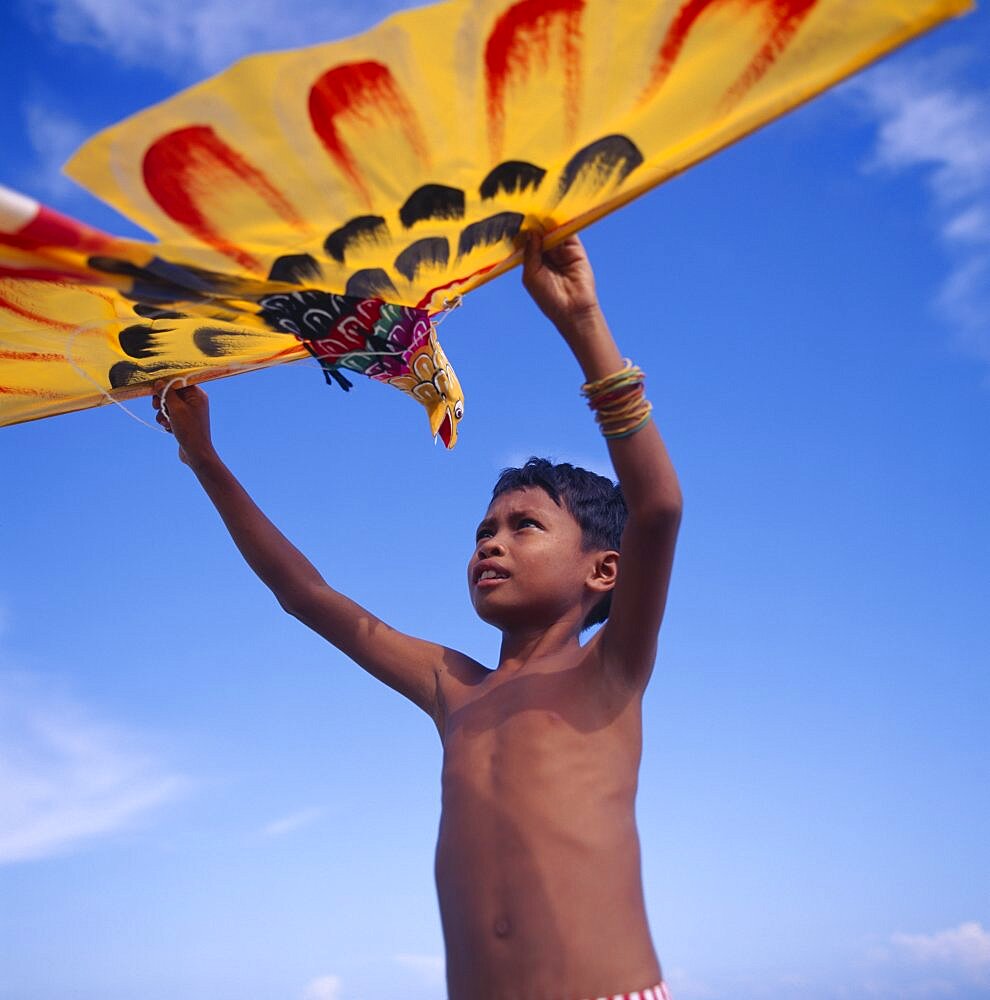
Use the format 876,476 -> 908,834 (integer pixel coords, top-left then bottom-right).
0,0 -> 973,444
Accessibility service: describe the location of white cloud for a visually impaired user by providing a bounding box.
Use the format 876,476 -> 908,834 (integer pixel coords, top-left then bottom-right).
21,100 -> 89,200
259,806 -> 324,838
848,52 -> 990,366
302,974 -> 342,1000
0,670 -> 185,864
860,922 -> 990,997
891,922 -> 990,971
32,0 -> 424,77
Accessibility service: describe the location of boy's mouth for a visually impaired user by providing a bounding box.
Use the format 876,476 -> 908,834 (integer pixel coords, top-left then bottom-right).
474,566 -> 510,586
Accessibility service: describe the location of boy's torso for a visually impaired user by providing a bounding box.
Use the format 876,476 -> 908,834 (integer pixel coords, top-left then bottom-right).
434,638 -> 661,1000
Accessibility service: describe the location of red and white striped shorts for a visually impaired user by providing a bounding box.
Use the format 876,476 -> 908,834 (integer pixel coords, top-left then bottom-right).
581,983 -> 672,1000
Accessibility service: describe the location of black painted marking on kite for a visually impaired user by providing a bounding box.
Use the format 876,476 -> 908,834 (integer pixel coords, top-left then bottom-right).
88,255 -> 215,304
191,327 -> 255,358
143,256 -> 219,292
108,360 -> 184,389
399,185 -> 465,229
119,324 -> 168,359
258,289 -> 368,341
132,304 -> 187,320
480,161 -> 546,200
324,216 -> 390,264
345,268 -> 399,299
394,238 -> 450,282
268,254 -> 323,284
458,212 -> 525,257
555,135 -> 644,203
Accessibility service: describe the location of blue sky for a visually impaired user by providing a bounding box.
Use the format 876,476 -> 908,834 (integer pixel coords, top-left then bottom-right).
1,2 -> 989,999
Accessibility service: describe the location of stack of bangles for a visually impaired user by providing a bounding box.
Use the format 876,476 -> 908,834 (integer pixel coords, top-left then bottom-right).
581,359 -> 653,439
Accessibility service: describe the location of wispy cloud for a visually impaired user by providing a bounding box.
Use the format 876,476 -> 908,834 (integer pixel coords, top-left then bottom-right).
860,922 -> 990,997
34,0 -> 423,78
849,51 -> 990,366
20,100 -> 88,201
259,806 -> 324,839
0,669 -> 185,864
891,922 -> 990,973
302,974 -> 342,1000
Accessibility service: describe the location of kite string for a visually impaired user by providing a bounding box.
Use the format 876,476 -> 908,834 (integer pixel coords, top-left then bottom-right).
435,295 -> 463,326
62,297 -> 466,433
64,320 -> 167,433
62,321 -> 284,434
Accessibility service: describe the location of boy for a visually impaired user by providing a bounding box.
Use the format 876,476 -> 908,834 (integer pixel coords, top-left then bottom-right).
153,230 -> 682,1000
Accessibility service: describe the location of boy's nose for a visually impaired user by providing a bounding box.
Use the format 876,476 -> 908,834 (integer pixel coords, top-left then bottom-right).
478,539 -> 505,558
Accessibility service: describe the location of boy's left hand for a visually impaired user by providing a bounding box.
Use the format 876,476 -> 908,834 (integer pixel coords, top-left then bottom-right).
522,228 -> 601,337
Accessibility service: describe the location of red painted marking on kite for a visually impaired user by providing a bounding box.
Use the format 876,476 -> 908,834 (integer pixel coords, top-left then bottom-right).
0,349 -> 64,362
0,384 -> 64,398
418,262 -> 502,311
143,126 -> 303,272
485,0 -> 585,160
646,0 -> 820,104
0,264 -> 91,283
0,205 -> 115,254
309,62 -> 429,208
0,292 -> 75,329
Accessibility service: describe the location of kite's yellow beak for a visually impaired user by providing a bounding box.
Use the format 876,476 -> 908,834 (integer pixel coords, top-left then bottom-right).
425,337 -> 463,449
391,327 -> 464,449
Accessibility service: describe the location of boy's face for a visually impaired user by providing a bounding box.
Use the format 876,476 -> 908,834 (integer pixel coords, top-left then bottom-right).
468,486 -> 602,630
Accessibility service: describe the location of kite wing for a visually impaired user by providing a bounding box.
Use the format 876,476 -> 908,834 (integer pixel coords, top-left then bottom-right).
1,0 -> 973,439
0,185 -> 462,443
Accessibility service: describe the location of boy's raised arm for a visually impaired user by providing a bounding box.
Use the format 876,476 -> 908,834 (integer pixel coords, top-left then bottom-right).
522,231 -> 682,686
153,385 -> 449,724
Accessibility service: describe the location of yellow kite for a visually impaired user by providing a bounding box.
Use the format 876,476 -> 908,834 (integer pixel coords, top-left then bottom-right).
0,0 -> 974,443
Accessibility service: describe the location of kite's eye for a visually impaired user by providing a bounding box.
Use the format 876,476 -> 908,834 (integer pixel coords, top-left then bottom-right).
454,401 -> 464,419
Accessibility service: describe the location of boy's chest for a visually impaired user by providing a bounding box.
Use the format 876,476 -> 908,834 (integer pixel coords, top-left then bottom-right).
438,661 -> 642,799
441,656 -> 613,739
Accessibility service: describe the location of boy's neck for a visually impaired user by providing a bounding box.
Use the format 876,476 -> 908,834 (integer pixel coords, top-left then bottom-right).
496,620 -> 584,672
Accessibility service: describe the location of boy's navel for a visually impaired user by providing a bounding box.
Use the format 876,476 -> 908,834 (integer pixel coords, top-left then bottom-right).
493,916 -> 511,938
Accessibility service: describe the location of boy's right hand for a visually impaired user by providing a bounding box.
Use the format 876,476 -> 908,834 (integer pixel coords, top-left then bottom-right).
152,383 -> 215,468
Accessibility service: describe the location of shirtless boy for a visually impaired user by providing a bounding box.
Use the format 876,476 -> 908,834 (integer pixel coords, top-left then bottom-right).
153,230 -> 683,1000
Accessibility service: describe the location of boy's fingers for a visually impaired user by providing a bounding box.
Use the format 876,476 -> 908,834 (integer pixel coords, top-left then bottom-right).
522,230 -> 544,284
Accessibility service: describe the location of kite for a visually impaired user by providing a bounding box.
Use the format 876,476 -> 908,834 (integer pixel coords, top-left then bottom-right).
0,0 -> 974,445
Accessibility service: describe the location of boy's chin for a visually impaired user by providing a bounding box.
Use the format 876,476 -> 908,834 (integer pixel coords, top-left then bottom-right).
472,595 -> 551,632
471,593 -> 516,629
472,601 -> 508,629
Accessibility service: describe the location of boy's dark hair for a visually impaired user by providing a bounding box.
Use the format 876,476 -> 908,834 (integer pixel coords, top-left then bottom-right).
491,457 -> 627,630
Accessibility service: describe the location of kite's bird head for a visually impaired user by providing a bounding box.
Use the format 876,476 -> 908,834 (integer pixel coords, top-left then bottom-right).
391,327 -> 464,448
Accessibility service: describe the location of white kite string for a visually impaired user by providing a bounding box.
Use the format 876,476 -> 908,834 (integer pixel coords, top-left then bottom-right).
435,295 -> 463,326
64,320 -> 167,433
62,320 -> 320,434
61,300 -> 462,433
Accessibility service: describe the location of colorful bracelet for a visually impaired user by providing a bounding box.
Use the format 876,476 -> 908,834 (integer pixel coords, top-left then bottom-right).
581,359 -> 653,439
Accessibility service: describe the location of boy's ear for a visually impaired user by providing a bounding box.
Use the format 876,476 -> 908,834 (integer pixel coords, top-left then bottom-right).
587,550 -> 619,595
